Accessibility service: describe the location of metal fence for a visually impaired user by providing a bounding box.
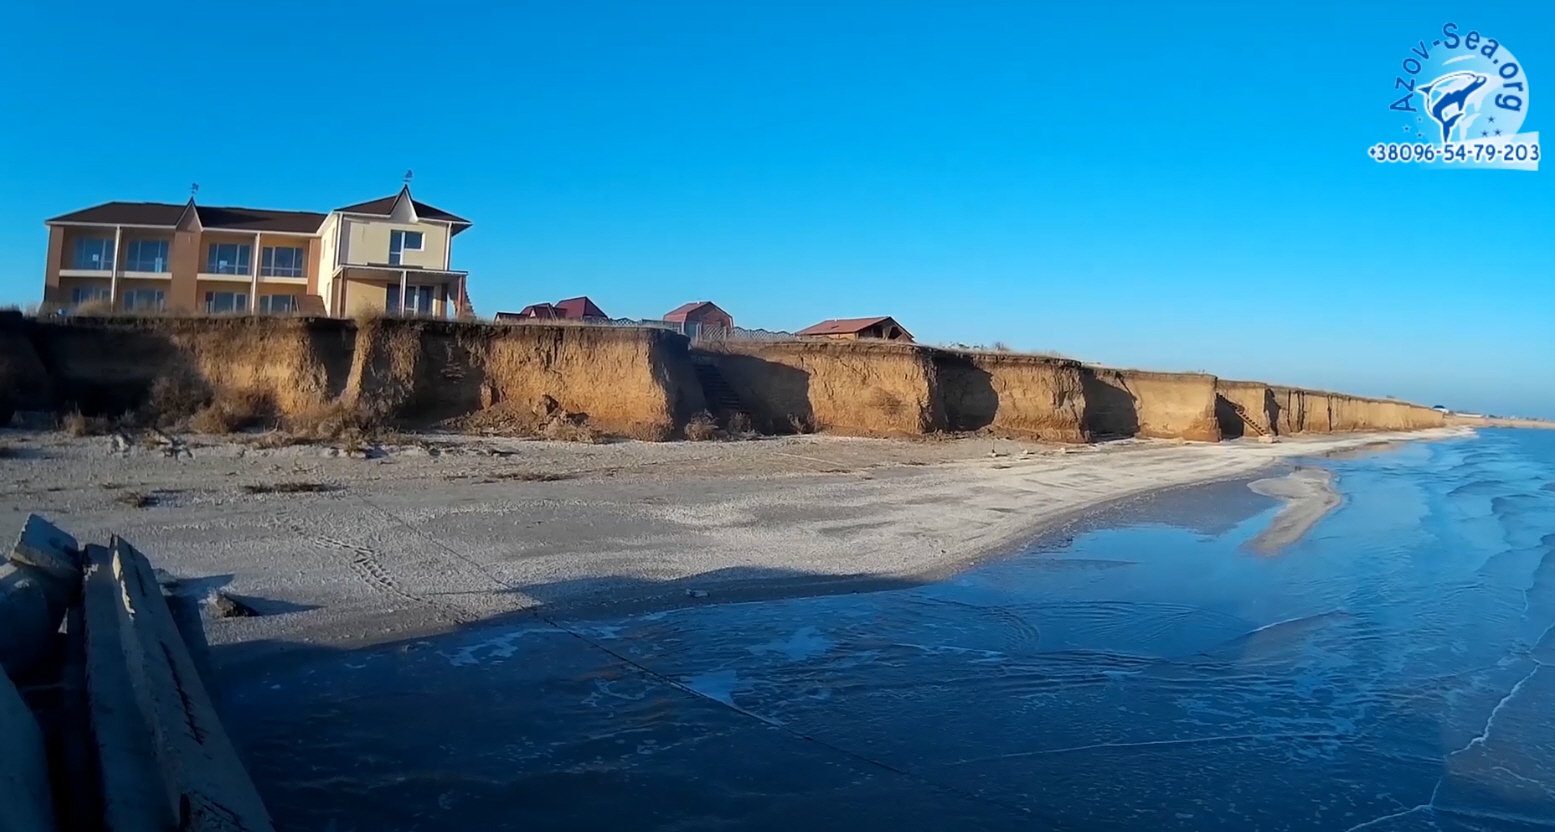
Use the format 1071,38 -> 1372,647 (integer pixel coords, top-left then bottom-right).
612,319 -> 798,344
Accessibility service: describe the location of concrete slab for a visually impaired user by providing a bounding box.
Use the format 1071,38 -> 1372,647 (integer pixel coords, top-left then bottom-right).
0,661 -> 56,832
10,514 -> 80,584
0,564 -> 56,681
110,537 -> 275,832
82,543 -> 171,832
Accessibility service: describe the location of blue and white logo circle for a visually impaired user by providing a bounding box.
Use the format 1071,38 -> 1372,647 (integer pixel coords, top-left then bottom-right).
1378,22 -> 1538,170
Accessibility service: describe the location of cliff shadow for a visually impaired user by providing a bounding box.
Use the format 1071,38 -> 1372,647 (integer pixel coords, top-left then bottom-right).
25,319 -> 210,417
1216,393 -> 1247,439
697,351 -> 816,434
1263,388 -> 1284,436
929,352 -> 998,432
1080,370 -> 1139,439
305,317 -> 358,401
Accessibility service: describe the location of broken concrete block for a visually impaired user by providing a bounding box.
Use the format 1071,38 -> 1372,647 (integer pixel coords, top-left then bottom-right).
10,513 -> 80,584
0,666 -> 56,832
106,537 -> 276,831
0,564 -> 60,682
208,591 -> 259,619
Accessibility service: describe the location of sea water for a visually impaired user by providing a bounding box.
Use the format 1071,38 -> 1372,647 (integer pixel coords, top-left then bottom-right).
229,428 -> 1555,831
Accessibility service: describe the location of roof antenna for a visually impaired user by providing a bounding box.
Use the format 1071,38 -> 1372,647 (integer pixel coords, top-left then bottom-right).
403,169 -> 413,186
190,182 -> 200,199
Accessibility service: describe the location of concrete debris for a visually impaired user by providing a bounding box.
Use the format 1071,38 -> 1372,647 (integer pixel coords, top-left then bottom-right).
208,591 -> 261,618
11,513 -> 81,582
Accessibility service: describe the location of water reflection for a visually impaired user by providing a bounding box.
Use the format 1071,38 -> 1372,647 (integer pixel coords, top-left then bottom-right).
227,430 -> 1555,831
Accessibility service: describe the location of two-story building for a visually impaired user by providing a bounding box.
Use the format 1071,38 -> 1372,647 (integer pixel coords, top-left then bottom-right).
41,185 -> 472,317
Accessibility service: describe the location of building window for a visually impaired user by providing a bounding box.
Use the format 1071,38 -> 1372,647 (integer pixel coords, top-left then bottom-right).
70,287 -> 111,305
123,289 -> 165,311
72,238 -> 115,271
205,291 -> 248,313
261,246 -> 306,278
258,295 -> 295,314
205,243 -> 252,275
386,285 -> 435,315
124,240 -> 170,272
388,230 -> 424,265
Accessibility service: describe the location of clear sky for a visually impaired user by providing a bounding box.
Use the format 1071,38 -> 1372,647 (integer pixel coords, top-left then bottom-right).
2,1 -> 1551,417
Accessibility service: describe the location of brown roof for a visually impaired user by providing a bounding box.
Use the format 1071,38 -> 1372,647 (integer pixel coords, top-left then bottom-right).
663,301 -> 730,322
513,303 -> 562,319
555,296 -> 608,319
335,194 -> 471,226
796,316 -> 908,336
47,201 -> 327,233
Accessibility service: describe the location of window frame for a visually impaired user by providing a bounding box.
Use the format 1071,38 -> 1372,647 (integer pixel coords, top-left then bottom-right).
124,239 -> 170,273
261,246 -> 306,278
122,289 -> 166,312
258,294 -> 296,314
205,243 -> 253,276
70,286 -> 111,305
72,237 -> 115,271
204,291 -> 249,314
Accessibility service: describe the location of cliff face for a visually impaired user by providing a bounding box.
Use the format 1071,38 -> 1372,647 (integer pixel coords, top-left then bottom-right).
934,351 -> 1088,442
1,316 -> 1449,441
23,316 -> 348,418
0,312 -> 50,423
1083,368 -> 1222,442
706,340 -> 939,436
1217,380 -> 1447,436
1215,380 -> 1277,438
13,317 -> 701,439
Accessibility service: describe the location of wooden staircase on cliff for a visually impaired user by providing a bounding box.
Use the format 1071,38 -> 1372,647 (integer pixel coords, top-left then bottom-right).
693,362 -> 749,422
1225,400 -> 1270,437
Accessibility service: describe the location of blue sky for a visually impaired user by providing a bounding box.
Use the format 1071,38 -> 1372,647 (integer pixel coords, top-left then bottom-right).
2,1 -> 1551,417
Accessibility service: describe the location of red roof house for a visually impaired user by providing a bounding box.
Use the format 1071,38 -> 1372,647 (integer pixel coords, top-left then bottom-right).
796,316 -> 913,342
554,296 -> 609,320
664,301 -> 733,330
496,296 -> 609,322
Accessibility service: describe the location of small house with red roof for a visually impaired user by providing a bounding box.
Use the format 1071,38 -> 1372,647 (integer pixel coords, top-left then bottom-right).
664,300 -> 733,333
497,295 -> 609,322
796,316 -> 913,343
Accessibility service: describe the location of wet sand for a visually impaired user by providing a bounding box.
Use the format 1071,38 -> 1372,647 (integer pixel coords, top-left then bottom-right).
0,426 -> 1469,662
1245,468 -> 1342,554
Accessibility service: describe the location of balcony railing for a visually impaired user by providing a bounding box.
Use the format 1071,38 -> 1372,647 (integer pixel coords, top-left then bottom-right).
123,257 -> 170,273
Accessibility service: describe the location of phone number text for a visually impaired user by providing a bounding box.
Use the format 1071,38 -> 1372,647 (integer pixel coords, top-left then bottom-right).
1368,142 -> 1540,163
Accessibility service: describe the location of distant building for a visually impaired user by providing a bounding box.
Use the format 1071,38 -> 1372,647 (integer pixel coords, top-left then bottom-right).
796,316 -> 914,343
42,183 -> 473,318
498,295 -> 609,322
663,301 -> 733,336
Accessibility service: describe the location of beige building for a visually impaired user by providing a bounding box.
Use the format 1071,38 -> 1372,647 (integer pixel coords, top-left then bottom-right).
42,185 -> 472,317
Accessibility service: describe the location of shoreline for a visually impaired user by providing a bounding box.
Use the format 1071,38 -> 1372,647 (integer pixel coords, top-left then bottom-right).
0,426 -> 1474,659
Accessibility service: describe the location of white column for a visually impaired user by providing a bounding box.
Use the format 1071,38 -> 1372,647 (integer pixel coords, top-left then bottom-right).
250,232 -> 261,312
110,225 -> 122,306
399,270 -> 408,316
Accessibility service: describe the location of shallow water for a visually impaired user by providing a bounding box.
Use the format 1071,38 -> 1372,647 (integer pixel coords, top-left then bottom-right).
226,429 -> 1555,831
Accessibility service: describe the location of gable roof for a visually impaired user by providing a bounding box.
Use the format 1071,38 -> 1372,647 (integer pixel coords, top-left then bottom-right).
555,296 -> 608,319
663,301 -> 729,322
796,316 -> 908,336
48,200 -> 327,233
514,303 -> 561,319
335,185 -> 471,227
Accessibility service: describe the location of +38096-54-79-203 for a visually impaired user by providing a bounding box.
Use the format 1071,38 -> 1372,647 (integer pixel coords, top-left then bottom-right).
1370,22 -> 1538,169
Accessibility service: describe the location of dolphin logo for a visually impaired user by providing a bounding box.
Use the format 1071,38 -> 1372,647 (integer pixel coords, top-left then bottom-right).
1417,72 -> 1490,143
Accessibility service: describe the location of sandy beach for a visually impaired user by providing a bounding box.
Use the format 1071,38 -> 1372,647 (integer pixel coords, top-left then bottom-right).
0,426 -> 1469,661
